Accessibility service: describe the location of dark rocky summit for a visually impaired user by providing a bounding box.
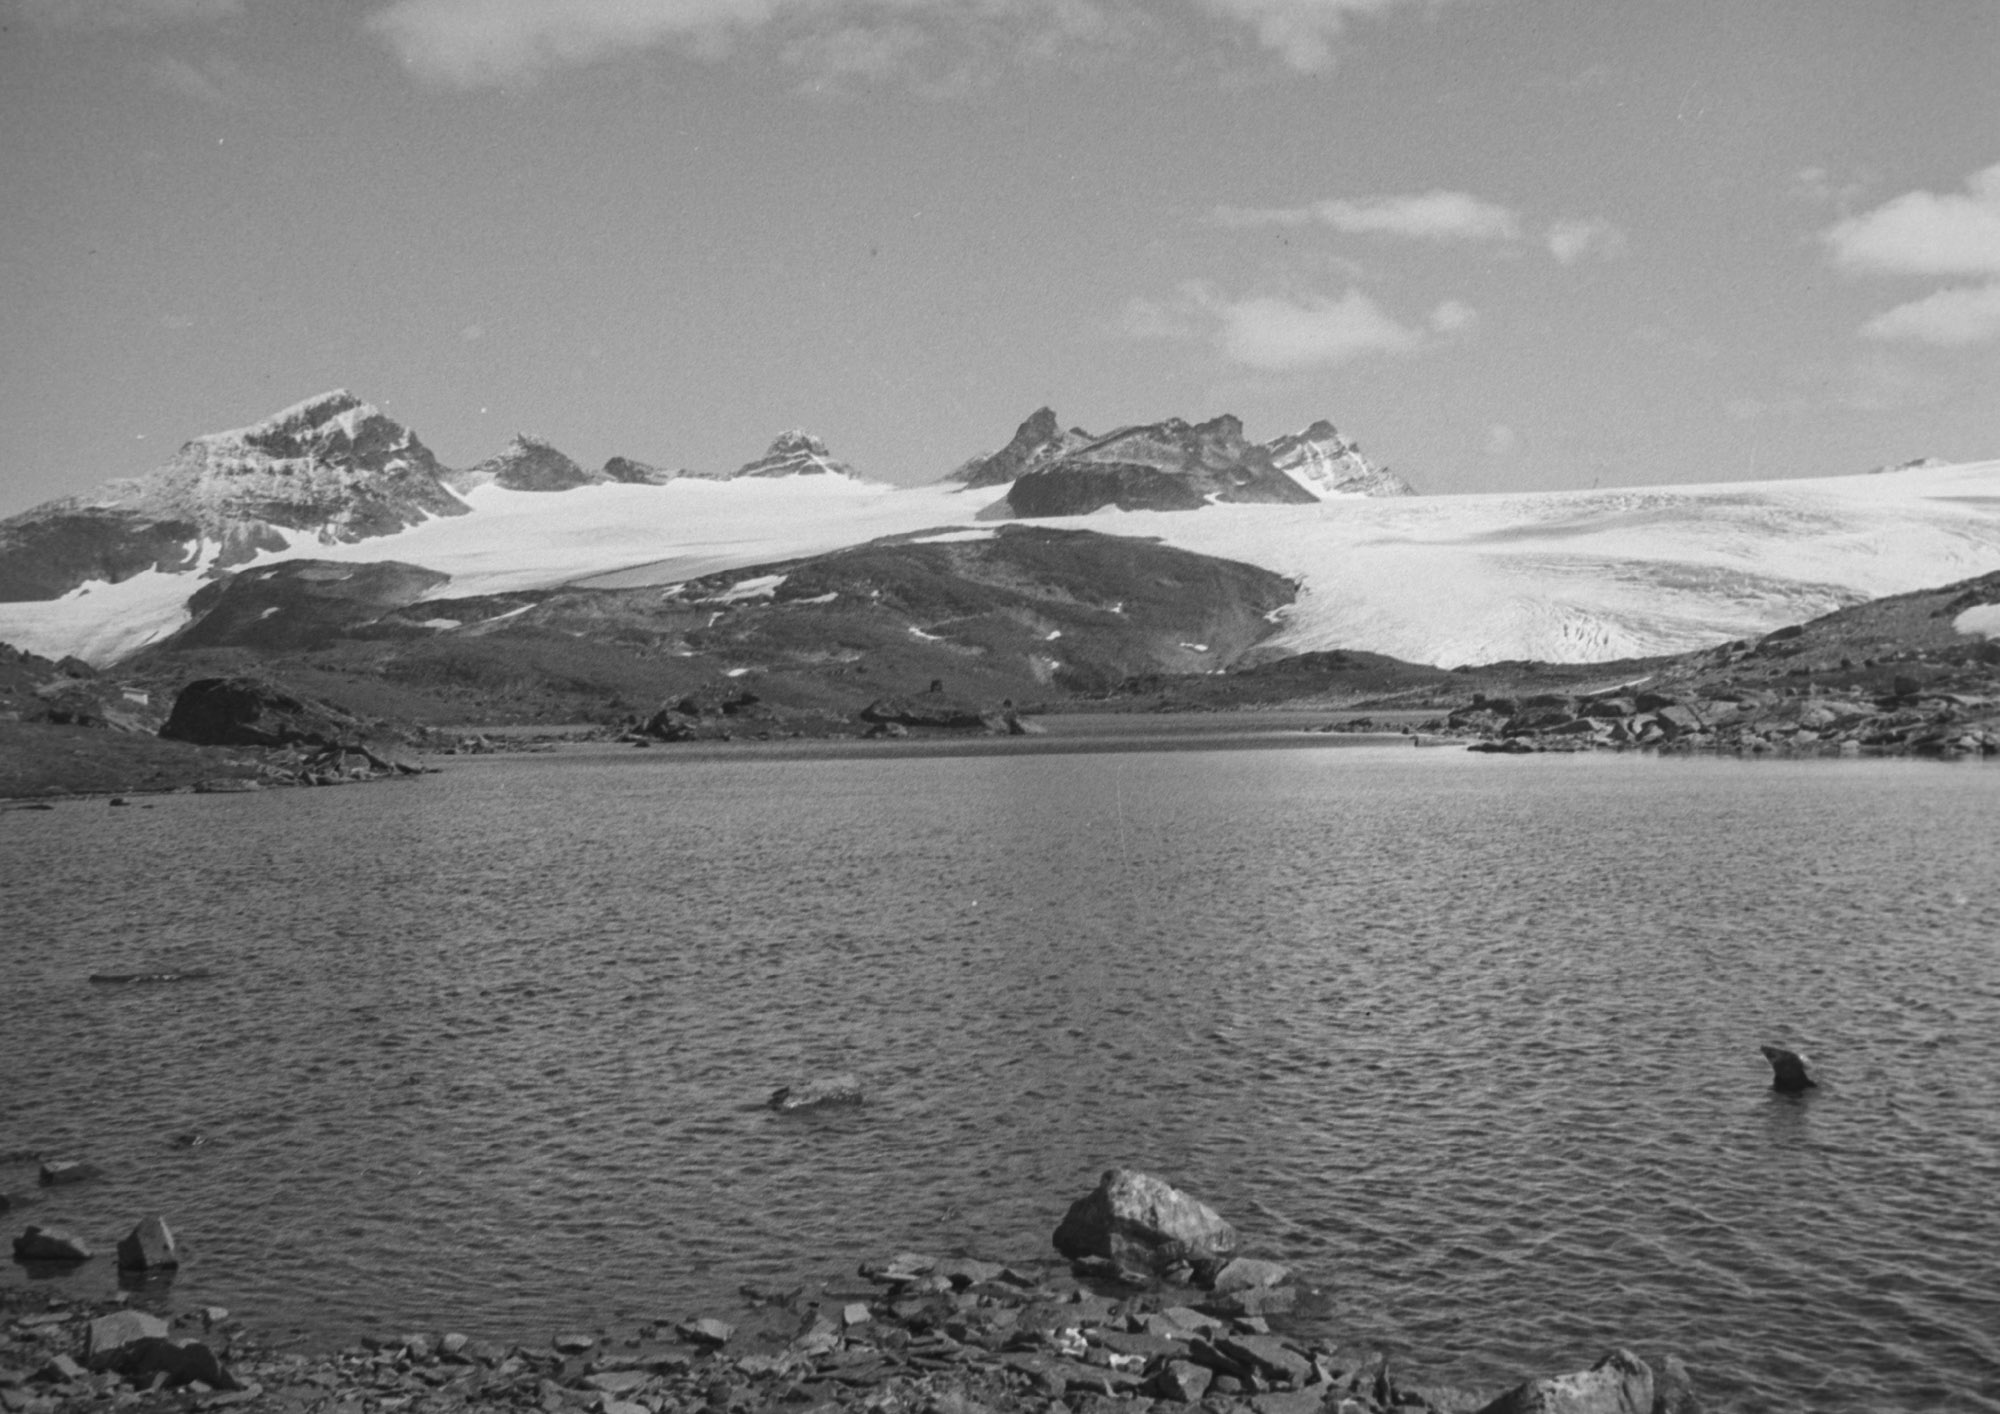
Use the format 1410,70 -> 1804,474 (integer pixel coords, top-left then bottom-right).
996,412 -> 1412,518
446,434 -> 602,493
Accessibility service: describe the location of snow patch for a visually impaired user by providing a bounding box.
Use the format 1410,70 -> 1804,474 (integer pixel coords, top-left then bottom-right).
908,625 -> 943,641
792,591 -> 839,605
1955,604 -> 2000,639
703,573 -> 787,604
908,529 -> 996,544
420,618 -> 462,630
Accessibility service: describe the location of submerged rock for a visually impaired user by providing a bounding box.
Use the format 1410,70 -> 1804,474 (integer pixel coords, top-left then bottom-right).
1760,1044 -> 1817,1094
38,1159 -> 100,1186
769,1072 -> 864,1112
1052,1169 -> 1239,1272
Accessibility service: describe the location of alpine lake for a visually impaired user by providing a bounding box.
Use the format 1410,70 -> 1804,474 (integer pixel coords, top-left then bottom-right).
4,721 -> 1998,1413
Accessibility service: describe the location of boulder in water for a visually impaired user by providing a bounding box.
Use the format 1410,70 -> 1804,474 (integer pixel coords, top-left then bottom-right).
38,1158 -> 100,1186
117,1215 -> 180,1270
1472,1348 -> 1654,1414
12,1224 -> 91,1262
1052,1169 -> 1238,1272
1760,1044 -> 1817,1094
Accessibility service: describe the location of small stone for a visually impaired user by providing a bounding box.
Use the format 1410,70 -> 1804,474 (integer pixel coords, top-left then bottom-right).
582,1371 -> 651,1396
1154,1361 -> 1212,1403
1209,1258 -> 1290,1294
12,1224 -> 92,1262
117,1217 -> 180,1271
676,1318 -> 733,1347
841,1303 -> 872,1328
200,1308 -> 230,1330
552,1334 -> 597,1355
32,1356 -> 86,1385
438,1333 -> 469,1358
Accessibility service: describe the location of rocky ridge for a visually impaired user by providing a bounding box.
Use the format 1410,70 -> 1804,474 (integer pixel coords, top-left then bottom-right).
1000,414 -> 1411,518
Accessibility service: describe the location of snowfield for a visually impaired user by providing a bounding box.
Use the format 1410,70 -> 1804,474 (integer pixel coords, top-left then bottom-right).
3,459 -> 1997,667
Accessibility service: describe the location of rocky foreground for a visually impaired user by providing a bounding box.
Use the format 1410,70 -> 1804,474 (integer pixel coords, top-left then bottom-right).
7,1172 -> 1703,1414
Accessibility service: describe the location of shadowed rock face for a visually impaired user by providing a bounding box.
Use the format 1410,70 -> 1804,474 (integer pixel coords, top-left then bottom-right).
1471,1347 -> 1655,1414
169,560 -> 450,652
950,407 -> 1092,489
159,676 -> 372,750
1761,1044 -> 1817,1094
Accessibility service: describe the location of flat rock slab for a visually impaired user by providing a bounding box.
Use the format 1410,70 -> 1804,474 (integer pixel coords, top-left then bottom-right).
87,1310 -> 171,1368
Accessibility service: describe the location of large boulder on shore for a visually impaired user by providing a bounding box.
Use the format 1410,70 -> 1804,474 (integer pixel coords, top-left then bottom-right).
159,676 -> 372,749
1052,1169 -> 1238,1271
1472,1348 -> 1655,1414
86,1310 -> 171,1368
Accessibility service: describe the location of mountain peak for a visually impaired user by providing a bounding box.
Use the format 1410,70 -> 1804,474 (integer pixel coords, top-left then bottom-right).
732,431 -> 858,479
447,434 -> 600,493
948,407 -> 1090,488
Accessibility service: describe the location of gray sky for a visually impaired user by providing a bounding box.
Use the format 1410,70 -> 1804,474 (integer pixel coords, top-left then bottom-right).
3,0 -> 1998,517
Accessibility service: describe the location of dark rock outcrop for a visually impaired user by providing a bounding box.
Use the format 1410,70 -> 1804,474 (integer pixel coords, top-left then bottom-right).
602,456 -> 677,485
159,676 -> 372,750
1052,1169 -> 1239,1272
858,696 -> 995,731
37,1160 -> 99,1187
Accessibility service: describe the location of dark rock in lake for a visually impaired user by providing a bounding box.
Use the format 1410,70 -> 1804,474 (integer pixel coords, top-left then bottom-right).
86,1310 -> 171,1368
13,1224 -> 92,1261
769,1072 -> 864,1112
1761,1044 -> 1817,1094
1052,1169 -> 1239,1272
116,1215 -> 180,1270
1473,1347 -> 1654,1414
38,1159 -> 99,1186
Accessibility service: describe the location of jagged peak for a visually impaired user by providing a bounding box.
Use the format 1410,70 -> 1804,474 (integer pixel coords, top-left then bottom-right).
732,430 -> 858,479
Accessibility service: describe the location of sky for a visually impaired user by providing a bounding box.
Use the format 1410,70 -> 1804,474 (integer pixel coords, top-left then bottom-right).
2,0 -> 1998,518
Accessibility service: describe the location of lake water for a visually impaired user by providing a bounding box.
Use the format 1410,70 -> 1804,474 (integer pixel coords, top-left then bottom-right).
3,737 -> 1999,1411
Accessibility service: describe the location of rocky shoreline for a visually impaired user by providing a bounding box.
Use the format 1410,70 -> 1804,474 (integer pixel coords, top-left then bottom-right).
7,1172 -> 1704,1414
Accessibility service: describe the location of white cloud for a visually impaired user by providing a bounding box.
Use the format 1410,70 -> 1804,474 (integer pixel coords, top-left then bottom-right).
1314,190 -> 1520,241
361,0 -> 1448,86
1545,217 -> 1625,264
1187,0 -> 1427,73
1129,281 -> 1465,371
1824,161 -> 2000,277
1860,282 -> 2000,347
365,0 -> 782,86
